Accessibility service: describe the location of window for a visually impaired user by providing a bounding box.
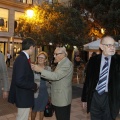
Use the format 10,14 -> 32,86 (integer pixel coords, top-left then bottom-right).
14,11 -> 24,31
0,8 -> 8,32
17,0 -> 33,4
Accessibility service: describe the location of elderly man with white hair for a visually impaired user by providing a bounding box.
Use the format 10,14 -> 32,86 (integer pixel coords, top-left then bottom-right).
31,47 -> 73,120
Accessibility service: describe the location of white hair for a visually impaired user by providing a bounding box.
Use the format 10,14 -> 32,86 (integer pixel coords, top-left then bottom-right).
55,47 -> 68,56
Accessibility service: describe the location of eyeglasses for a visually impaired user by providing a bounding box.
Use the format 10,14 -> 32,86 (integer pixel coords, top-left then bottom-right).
102,44 -> 116,48
53,53 -> 63,56
38,57 -> 45,59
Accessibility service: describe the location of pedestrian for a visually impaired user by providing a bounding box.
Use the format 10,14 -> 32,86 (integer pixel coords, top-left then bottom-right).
31,51 -> 51,120
31,47 -> 73,120
8,37 -> 38,120
6,51 -> 12,67
84,52 -> 97,77
0,52 -> 9,99
74,55 -> 83,67
81,35 -> 120,120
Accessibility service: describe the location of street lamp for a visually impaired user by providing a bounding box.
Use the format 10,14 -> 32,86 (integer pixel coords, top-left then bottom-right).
26,9 -> 34,18
26,4 -> 34,18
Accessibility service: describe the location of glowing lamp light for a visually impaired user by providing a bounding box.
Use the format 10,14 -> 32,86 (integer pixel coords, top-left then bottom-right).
49,42 -> 52,45
26,9 -> 34,18
73,46 -> 77,49
65,44 -> 68,47
101,28 -> 105,35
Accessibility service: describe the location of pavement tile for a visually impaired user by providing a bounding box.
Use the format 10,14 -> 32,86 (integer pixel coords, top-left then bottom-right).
5,114 -> 15,118
0,116 -> 7,120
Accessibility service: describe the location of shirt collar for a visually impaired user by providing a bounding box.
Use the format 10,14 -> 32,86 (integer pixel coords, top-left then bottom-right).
22,51 -> 29,59
102,54 -> 111,59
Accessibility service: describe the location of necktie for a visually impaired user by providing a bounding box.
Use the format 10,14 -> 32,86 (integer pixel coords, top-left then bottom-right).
28,58 -> 31,64
97,57 -> 109,95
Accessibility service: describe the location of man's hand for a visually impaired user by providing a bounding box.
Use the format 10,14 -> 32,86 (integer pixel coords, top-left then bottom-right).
3,91 -> 9,99
31,64 -> 43,72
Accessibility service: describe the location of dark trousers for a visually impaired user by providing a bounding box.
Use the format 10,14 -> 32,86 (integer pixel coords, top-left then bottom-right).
53,104 -> 71,120
90,91 -> 114,120
6,58 -> 10,67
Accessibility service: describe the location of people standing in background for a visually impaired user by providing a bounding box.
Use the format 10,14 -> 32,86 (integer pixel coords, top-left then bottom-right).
31,51 -> 51,120
31,47 -> 73,120
8,37 -> 38,120
6,51 -> 11,67
0,52 -> 9,99
74,54 -> 84,67
84,52 -> 97,77
81,36 -> 120,120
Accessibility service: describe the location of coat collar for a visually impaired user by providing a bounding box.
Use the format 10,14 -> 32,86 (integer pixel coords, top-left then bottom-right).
55,57 -> 67,70
94,55 -> 101,82
109,54 -> 117,80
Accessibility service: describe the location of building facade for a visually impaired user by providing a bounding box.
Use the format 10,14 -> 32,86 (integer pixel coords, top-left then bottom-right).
0,0 -> 29,60
0,0 -> 70,61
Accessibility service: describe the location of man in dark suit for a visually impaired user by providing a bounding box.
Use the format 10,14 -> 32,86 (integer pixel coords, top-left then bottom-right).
8,38 -> 37,120
81,36 -> 120,120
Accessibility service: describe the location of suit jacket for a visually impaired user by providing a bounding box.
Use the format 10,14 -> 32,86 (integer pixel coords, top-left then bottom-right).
41,57 -> 73,107
0,53 -> 9,96
8,52 -> 37,108
81,54 -> 120,119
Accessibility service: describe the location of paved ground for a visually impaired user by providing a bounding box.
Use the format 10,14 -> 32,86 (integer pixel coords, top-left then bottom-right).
0,66 -> 119,120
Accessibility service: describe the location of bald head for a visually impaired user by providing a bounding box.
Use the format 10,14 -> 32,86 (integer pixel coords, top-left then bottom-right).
99,36 -> 116,56
100,36 -> 115,44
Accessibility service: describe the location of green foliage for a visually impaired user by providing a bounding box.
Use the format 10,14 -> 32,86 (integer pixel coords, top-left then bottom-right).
15,3 -> 87,46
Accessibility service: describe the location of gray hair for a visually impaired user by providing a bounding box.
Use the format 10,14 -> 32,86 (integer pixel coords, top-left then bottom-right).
56,47 -> 68,57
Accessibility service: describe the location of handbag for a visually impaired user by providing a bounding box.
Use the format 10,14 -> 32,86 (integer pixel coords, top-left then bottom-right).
44,101 -> 54,117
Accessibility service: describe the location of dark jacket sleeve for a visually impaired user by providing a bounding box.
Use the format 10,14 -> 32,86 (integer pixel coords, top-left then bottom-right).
81,58 -> 91,102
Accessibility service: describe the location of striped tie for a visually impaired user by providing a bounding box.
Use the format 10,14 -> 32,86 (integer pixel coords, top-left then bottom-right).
97,57 -> 108,95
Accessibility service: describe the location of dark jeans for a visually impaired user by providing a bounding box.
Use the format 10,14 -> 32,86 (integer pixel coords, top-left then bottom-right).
90,91 -> 114,120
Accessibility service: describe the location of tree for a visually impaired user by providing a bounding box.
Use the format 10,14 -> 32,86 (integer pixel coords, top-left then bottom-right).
76,0 -> 120,40
15,3 -> 88,46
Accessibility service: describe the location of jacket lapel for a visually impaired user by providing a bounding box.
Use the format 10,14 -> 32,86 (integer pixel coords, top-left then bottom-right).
109,55 -> 116,83
55,57 -> 67,71
94,55 -> 102,83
